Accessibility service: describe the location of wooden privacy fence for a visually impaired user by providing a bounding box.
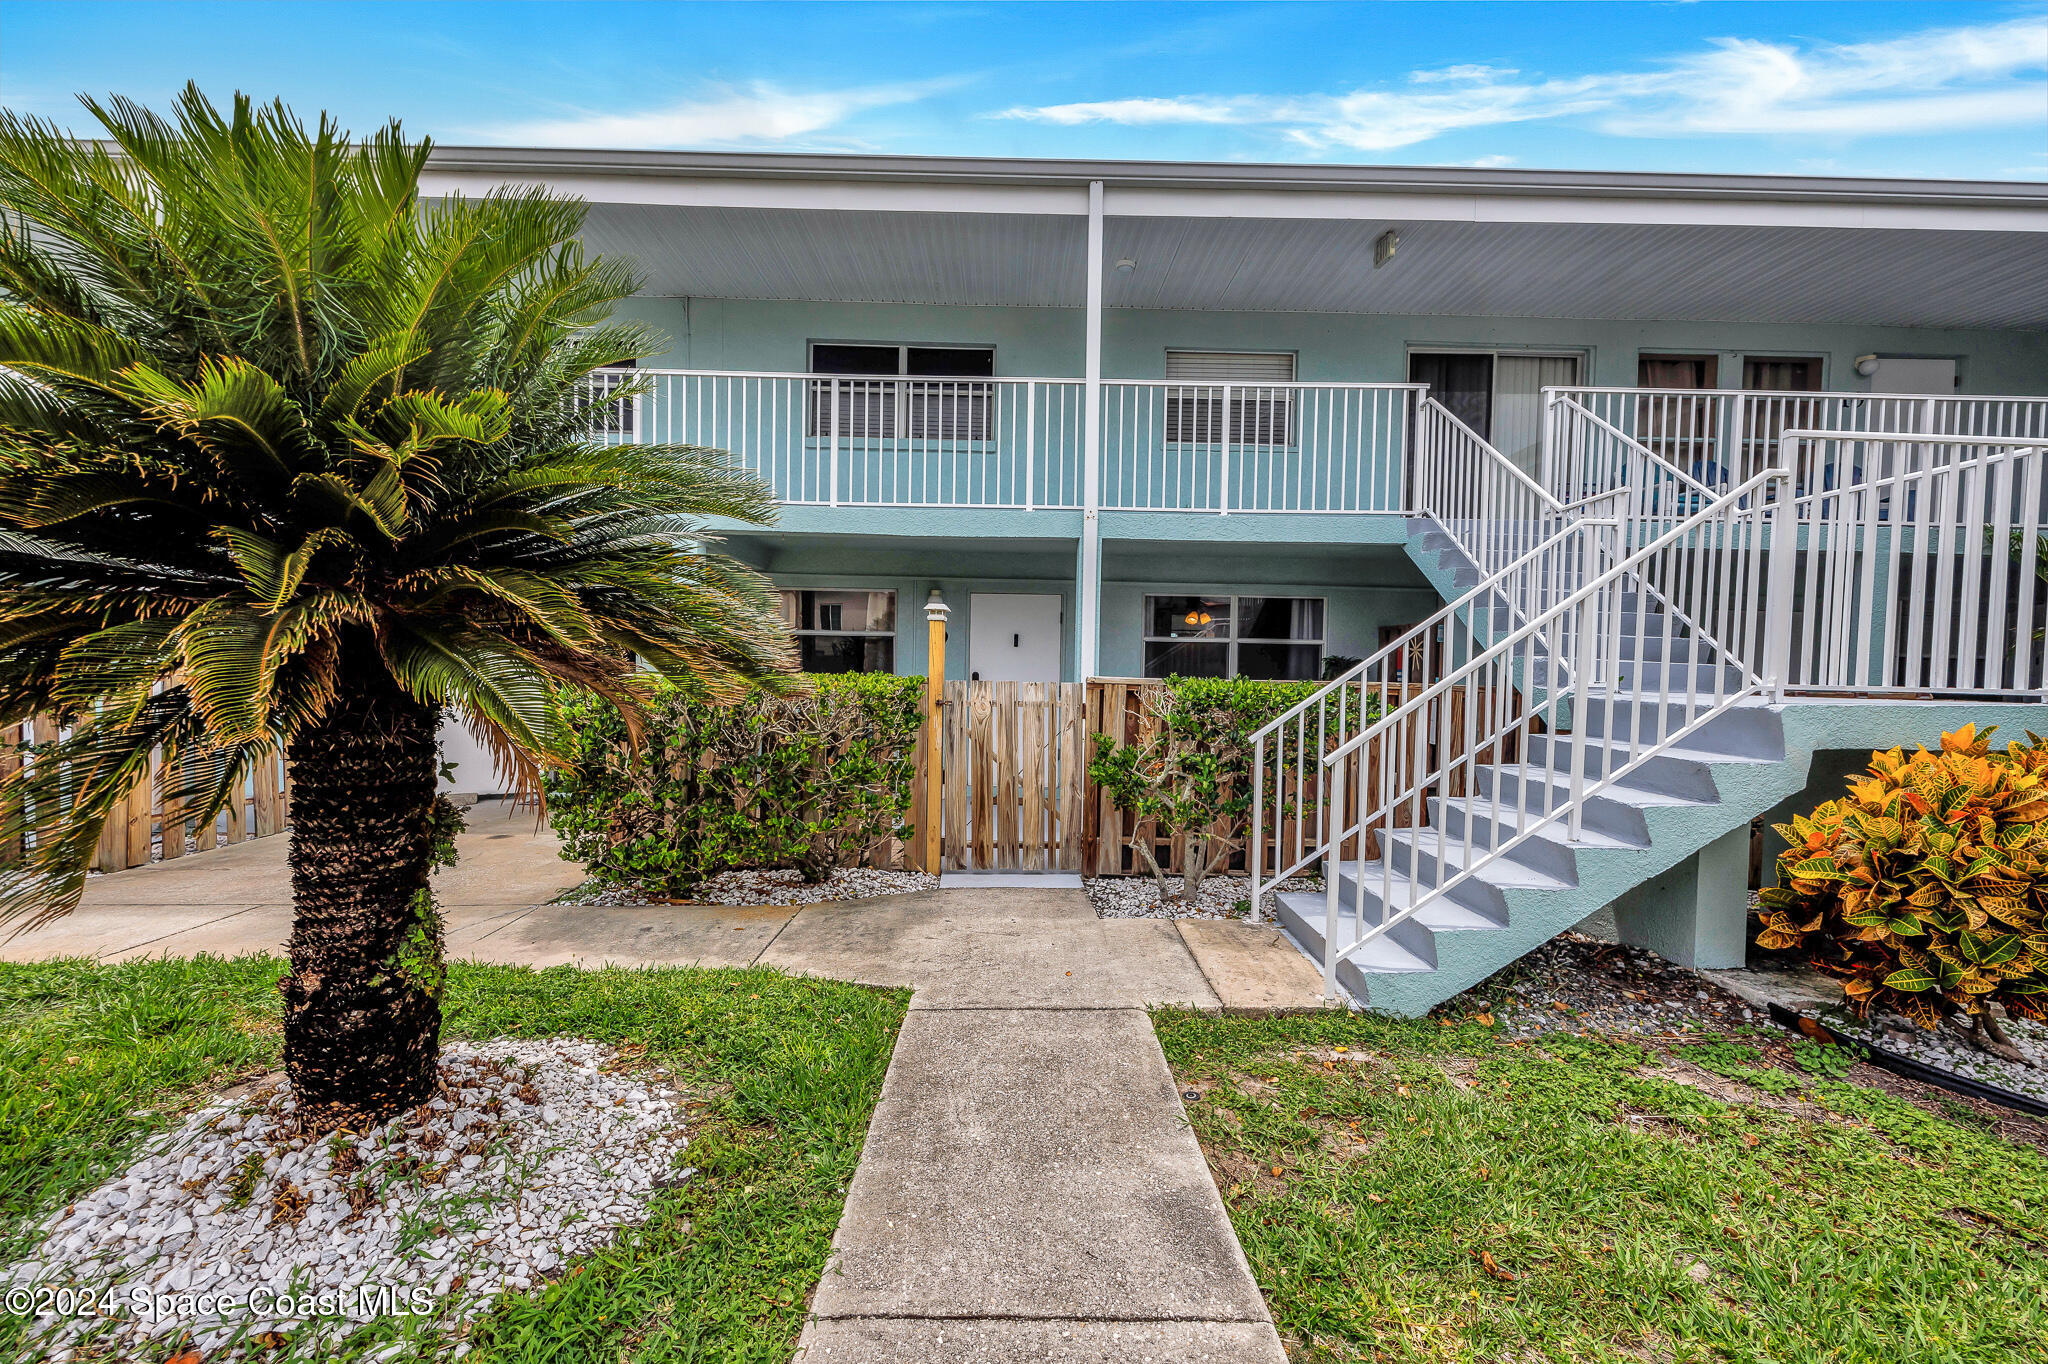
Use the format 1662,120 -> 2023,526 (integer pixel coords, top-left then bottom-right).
933,681 -> 1088,872
1,716 -> 292,873
906,678 -> 1517,876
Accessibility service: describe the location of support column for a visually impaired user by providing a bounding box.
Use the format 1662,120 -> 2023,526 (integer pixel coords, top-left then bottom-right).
1608,823 -> 1752,969
1076,179 -> 1104,682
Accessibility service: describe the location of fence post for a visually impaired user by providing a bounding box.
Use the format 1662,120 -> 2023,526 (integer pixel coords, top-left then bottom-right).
1248,732 -> 1265,924
1320,749 -> 1345,1001
924,592 -> 950,872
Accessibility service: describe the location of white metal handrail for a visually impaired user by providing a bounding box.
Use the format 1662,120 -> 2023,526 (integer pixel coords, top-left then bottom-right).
1310,461 -> 1790,995
1099,380 -> 1421,513
1772,430 -> 2048,699
1546,386 -> 2048,503
1245,516 -> 1593,913
1247,400 -> 1572,917
576,370 -> 1088,509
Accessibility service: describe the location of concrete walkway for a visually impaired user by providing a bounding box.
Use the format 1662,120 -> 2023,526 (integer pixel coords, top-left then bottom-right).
5,834 -> 1319,1361
787,888 -> 1289,1363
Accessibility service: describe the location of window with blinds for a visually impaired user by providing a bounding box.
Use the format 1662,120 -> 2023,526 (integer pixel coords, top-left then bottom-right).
806,343 -> 995,441
1164,350 -> 1296,446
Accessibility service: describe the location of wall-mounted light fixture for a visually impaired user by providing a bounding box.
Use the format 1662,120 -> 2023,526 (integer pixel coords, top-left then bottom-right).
1372,229 -> 1400,269
1114,257 -> 1138,273
1854,354 -> 1881,378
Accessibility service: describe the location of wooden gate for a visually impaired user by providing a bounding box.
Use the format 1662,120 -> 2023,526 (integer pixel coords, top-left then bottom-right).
938,681 -> 1087,871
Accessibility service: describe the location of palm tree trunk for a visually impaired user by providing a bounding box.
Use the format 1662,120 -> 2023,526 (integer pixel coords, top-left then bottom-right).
280,647 -> 444,1128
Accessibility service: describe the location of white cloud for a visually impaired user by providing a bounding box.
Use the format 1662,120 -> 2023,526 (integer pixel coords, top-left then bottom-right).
1006,96 -> 1248,126
995,17 -> 2048,154
487,77 -> 962,148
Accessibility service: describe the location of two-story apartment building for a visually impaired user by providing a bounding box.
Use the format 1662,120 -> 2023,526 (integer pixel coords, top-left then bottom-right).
424,148 -> 2048,1011
425,148 -> 2048,688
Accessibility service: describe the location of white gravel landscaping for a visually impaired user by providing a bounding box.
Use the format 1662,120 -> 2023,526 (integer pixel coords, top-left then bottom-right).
5,1040 -> 692,1361
1820,1007 -> 2048,1107
1086,873 -> 1320,920
560,865 -> 938,907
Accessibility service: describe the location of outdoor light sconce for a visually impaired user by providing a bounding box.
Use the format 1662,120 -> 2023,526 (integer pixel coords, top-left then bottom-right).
1854,354 -> 1881,378
1372,229 -> 1400,269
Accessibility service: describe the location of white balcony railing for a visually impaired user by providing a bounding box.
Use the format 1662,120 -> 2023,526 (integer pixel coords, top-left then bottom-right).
577,369 -> 2048,524
1099,381 -> 1420,513
1545,386 -> 2048,505
579,370 -> 1087,509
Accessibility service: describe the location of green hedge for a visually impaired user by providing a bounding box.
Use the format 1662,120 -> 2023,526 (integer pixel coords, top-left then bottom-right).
547,674 -> 925,896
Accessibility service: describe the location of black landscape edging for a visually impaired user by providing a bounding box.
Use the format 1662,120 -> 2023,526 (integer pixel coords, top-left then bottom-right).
1766,1002 -> 2048,1118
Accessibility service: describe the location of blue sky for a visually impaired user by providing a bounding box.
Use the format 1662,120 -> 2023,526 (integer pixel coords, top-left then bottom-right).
3,2 -> 2044,178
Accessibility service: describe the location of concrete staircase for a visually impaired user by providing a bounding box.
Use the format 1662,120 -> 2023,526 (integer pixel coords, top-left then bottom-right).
1267,519 -> 1807,1015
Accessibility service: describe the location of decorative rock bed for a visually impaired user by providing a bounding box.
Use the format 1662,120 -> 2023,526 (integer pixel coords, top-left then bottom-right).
1813,1007 -> 2048,1109
560,866 -> 938,907
5,1041 -> 692,1361
1086,873 -> 1320,921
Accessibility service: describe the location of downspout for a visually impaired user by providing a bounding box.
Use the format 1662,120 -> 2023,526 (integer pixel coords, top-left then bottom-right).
1077,179 -> 1105,681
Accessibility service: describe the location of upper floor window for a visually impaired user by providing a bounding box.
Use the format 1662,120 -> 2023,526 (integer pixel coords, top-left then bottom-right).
808,343 -> 994,441
1142,594 -> 1324,680
1638,354 -> 1717,389
1164,350 -> 1295,446
1743,356 -> 1823,392
780,589 -> 897,673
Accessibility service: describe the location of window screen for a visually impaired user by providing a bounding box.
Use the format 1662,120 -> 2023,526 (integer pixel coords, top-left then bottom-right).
1164,351 -> 1296,446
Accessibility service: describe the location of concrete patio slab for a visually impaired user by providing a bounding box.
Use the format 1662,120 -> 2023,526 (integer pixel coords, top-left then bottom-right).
1175,918 -> 1335,1014
0,800 -> 581,962
803,1007 -> 1276,1330
455,901 -> 797,969
758,889 -> 1219,1009
1,903 -> 269,961
793,1317 -> 1284,1362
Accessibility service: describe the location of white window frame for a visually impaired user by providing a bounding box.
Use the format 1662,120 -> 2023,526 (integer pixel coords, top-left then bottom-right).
807,342 -> 997,442
780,587 -> 899,673
1140,593 -> 1326,679
1163,349 -> 1298,448
1406,345 -> 1588,441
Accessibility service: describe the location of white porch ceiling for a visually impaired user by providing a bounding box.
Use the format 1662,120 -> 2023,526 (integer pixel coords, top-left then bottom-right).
582,202 -> 2048,330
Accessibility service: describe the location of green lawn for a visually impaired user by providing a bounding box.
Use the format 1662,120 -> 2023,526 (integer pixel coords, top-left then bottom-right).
0,956 -> 906,1362
1155,1008 -> 2048,1364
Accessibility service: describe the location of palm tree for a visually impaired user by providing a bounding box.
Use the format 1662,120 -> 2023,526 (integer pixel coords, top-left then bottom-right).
0,87 -> 797,1127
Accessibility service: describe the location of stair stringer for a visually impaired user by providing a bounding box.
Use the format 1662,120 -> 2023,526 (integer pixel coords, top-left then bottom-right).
1278,705 -> 1820,1016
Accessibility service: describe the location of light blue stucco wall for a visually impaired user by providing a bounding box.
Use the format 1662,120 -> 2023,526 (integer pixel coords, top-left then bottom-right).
618,296 -> 2048,394
725,535 -> 1439,683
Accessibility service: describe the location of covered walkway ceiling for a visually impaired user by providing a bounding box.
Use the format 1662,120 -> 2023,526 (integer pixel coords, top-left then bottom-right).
424,149 -> 2048,330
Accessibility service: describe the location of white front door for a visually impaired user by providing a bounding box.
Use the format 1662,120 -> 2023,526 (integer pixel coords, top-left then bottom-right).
969,594 -> 1062,682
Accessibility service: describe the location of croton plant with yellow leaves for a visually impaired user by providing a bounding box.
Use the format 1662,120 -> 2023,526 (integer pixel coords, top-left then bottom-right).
1757,725 -> 2047,1062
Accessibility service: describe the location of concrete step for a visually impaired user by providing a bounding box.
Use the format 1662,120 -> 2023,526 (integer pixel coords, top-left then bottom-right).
1577,696 -> 1785,758
1470,762 -> 1701,846
1383,824 -> 1580,892
1429,791 -> 1643,883
1519,732 -> 1738,803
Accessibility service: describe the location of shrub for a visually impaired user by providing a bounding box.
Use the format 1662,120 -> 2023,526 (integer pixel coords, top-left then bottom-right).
547,674 -> 925,896
1089,676 -> 1374,900
1757,725 -> 2048,1054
